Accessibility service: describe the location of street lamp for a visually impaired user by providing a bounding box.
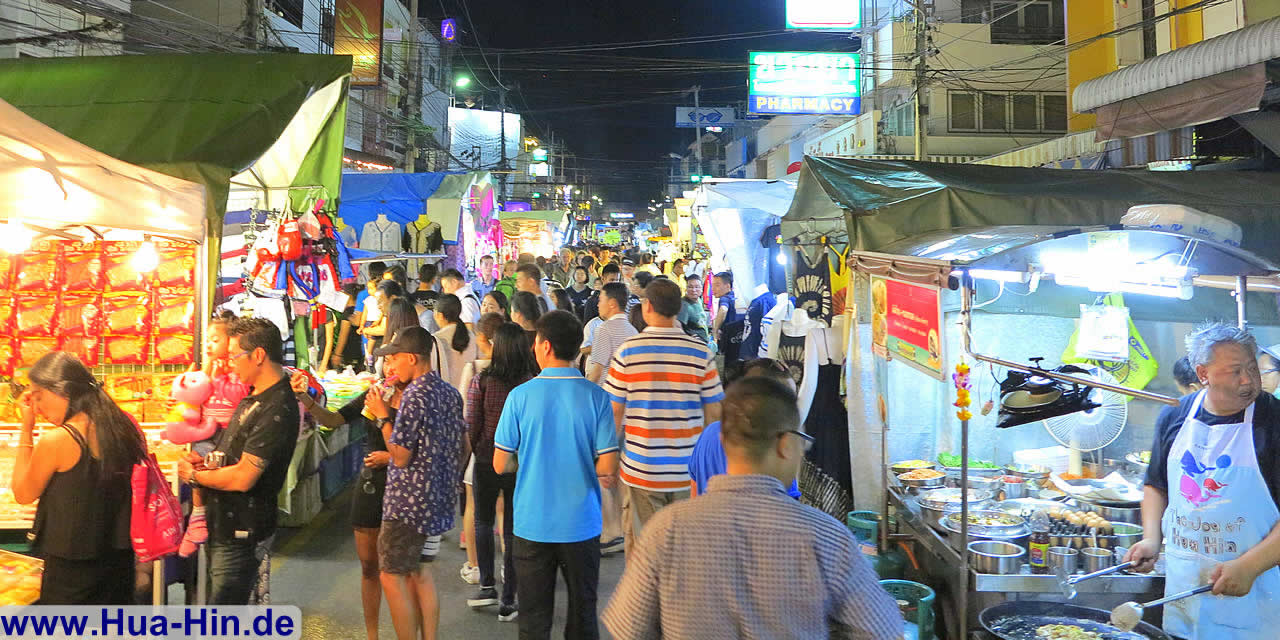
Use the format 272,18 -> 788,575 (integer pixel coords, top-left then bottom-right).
455,75 -> 472,88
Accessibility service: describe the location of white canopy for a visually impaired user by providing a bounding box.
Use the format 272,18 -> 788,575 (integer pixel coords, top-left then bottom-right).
693,178 -> 797,303
0,98 -> 207,241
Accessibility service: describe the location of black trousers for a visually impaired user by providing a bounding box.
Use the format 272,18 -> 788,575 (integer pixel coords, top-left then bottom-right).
472,457 -> 517,605
513,536 -> 600,640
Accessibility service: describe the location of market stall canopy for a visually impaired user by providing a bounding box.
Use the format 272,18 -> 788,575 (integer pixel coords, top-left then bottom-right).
693,178 -> 797,303
339,172 -> 457,232
499,209 -> 567,236
0,98 -> 206,241
426,173 -> 472,244
0,53 -> 352,230
783,157 -> 1280,264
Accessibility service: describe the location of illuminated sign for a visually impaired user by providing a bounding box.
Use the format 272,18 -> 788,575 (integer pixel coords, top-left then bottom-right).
335,0 -> 384,86
748,51 -> 861,115
532,148 -> 548,161
505,201 -> 531,212
610,212 -> 635,220
785,0 -> 860,30
675,107 -> 736,128
529,162 -> 550,177
441,18 -> 457,42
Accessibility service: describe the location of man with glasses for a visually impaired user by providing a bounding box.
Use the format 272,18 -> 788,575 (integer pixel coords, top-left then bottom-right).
602,377 -> 903,640
178,318 -> 300,604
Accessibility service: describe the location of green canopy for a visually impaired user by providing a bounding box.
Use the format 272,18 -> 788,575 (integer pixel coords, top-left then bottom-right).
783,157 -> 1280,263
0,53 -> 352,231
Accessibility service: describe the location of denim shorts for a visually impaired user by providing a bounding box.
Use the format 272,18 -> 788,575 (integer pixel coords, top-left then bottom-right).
378,519 -> 426,575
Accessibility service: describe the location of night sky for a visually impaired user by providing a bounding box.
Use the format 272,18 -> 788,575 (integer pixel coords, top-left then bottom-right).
429,0 -> 852,207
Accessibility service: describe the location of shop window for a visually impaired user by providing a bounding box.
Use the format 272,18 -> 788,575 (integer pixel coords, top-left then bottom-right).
1043,94 -> 1067,131
1012,94 -> 1038,131
990,0 -> 1062,45
950,92 -> 977,131
982,93 -> 1008,133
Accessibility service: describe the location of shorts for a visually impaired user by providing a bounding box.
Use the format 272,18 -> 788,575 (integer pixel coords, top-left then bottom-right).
378,520 -> 427,575
463,454 -> 475,486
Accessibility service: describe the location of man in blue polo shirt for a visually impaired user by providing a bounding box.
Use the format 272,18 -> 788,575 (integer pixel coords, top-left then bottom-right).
689,358 -> 803,499
494,310 -> 619,639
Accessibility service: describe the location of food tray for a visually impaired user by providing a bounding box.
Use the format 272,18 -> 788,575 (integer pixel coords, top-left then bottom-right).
0,548 -> 41,605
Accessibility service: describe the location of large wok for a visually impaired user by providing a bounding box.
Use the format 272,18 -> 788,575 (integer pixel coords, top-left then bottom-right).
979,601 -> 1170,640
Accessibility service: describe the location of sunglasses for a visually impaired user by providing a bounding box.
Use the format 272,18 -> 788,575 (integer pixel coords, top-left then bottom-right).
779,429 -> 815,452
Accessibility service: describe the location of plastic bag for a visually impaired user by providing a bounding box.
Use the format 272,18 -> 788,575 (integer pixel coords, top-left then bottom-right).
1073,303 -> 1129,362
1062,293 -> 1158,395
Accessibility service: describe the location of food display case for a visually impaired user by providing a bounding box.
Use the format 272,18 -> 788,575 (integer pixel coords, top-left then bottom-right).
0,548 -> 42,605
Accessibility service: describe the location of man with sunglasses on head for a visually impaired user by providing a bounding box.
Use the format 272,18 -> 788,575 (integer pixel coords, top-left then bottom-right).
603,376 -> 903,640
178,318 -> 300,604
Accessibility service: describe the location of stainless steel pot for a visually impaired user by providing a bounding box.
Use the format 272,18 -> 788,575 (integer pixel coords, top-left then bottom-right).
942,510 -> 1031,551
916,488 -> 994,531
968,540 -> 1025,575
1111,523 -> 1144,548
1077,499 -> 1142,525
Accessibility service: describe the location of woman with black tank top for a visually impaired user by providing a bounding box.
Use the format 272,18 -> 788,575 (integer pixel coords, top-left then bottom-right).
10,352 -> 147,604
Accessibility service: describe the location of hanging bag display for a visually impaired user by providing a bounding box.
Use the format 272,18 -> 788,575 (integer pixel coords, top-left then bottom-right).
1062,293 -> 1159,395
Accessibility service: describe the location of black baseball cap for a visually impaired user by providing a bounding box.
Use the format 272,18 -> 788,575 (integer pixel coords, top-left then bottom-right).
374,327 -> 434,358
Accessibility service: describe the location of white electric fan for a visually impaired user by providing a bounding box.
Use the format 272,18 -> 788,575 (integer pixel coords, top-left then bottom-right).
1042,367 -> 1128,476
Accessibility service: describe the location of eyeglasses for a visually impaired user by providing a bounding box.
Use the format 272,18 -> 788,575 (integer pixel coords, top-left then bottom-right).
228,350 -> 252,362
779,429 -> 815,452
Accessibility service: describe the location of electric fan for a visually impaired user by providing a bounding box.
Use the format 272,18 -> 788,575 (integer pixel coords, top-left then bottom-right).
1042,366 -> 1128,476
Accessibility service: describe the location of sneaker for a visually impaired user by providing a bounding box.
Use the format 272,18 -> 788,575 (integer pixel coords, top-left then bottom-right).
460,562 -> 480,585
497,603 -> 518,622
600,536 -> 624,556
467,587 -> 498,608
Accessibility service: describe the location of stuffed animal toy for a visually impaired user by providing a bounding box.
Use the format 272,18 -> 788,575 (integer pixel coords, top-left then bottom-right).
163,371 -> 216,444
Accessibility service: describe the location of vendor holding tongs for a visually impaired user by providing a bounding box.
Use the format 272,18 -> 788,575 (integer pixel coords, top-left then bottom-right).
1124,323 -> 1280,640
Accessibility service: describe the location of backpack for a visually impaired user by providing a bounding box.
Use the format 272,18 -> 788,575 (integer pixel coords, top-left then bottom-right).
131,451 -> 184,562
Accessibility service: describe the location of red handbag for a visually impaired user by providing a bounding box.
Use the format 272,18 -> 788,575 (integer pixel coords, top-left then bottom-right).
130,451 -> 184,562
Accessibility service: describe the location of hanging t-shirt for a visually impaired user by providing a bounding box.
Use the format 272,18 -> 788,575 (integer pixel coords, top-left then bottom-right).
739,291 -> 777,363
793,247 -> 833,325
830,247 -> 851,317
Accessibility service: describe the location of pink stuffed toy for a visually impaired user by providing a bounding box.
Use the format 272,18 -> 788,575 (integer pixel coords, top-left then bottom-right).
162,371 -> 216,444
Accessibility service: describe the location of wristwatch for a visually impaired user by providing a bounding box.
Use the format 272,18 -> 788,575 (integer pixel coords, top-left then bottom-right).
379,417 -> 394,429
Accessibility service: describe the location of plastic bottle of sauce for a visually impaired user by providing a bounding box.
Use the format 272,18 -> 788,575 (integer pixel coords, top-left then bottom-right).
1029,510 -> 1050,574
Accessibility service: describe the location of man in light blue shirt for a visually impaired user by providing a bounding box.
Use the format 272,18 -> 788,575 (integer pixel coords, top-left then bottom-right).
494,310 -> 619,637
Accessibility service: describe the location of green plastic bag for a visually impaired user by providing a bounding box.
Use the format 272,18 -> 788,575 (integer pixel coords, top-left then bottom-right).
1062,293 -> 1159,397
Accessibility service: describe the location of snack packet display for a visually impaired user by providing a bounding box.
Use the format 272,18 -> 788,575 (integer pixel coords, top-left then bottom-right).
105,336 -> 149,365
63,241 -> 105,291
14,240 -> 61,291
154,289 -> 195,335
57,293 -> 103,337
58,335 -> 100,368
17,338 -> 57,369
14,294 -> 57,337
105,374 -> 151,402
154,335 -> 193,366
151,373 -> 179,399
154,241 -> 196,288
0,300 -> 13,335
0,338 -> 15,377
102,293 -> 153,336
103,241 -> 149,291
0,254 -> 14,290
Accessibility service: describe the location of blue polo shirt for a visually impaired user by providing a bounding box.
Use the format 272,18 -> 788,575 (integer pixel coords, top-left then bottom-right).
494,367 -> 619,543
688,421 -> 802,499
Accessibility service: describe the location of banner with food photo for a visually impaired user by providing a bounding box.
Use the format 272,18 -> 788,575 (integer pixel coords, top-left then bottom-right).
870,275 -> 944,381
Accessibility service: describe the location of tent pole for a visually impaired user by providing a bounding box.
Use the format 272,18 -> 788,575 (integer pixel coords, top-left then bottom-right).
1236,275 -> 1248,330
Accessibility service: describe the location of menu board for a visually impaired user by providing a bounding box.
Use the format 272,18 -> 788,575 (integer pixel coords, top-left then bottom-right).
870,276 -> 944,380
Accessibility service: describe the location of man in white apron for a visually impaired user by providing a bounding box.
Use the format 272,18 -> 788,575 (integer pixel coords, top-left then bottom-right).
1126,323 -> 1280,640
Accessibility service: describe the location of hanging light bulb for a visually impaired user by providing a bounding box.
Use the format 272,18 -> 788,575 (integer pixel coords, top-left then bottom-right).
0,219 -> 35,254
133,236 -> 160,272
776,252 -> 788,266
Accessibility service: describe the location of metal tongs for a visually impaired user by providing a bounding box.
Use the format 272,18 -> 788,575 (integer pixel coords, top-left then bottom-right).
1109,584 -> 1214,631
1055,561 -> 1134,599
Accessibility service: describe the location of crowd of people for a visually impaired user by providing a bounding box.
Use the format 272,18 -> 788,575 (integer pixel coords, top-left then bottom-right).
7,243 -> 905,640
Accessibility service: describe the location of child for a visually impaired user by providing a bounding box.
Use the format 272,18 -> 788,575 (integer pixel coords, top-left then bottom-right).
180,312 -> 252,557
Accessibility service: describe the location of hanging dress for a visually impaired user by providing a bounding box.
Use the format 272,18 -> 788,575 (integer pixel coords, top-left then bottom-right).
830,246 -> 851,316
793,246 -> 833,325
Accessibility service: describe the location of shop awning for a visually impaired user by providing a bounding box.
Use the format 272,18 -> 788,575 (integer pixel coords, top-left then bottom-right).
1073,16 -> 1280,140
783,156 -> 1280,264
426,173 -> 471,244
0,98 -> 206,240
338,172 -> 454,232
499,209 -> 566,237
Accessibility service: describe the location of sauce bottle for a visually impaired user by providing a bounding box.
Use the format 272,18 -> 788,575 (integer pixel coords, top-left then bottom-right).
1029,510 -> 1050,574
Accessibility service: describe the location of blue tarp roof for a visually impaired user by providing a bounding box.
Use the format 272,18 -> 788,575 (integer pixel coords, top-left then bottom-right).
337,171 -> 461,232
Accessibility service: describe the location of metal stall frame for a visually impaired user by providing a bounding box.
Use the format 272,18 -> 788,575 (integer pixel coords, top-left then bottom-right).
854,225 -> 1276,639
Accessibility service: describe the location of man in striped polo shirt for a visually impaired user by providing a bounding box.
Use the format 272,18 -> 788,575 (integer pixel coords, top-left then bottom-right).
605,278 -> 724,556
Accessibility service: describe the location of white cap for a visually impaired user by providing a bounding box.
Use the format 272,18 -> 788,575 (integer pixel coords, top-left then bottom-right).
1260,343 -> 1280,362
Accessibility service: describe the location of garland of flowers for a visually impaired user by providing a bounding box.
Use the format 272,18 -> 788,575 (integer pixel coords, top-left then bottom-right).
953,360 -> 972,421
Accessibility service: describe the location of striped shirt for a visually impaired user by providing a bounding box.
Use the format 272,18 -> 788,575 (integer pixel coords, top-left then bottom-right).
604,326 -> 724,491
601,475 -> 904,640
589,313 -> 638,370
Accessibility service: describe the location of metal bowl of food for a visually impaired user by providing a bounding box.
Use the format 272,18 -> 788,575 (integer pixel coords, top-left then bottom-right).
1004,463 -> 1052,487
960,475 -> 1005,494
943,512 -> 1030,551
1077,498 -> 1142,525
916,488 -> 995,531
897,468 -> 946,488
968,540 -> 1026,575
1125,450 -> 1151,476
1111,522 -> 1144,548
891,459 -> 936,476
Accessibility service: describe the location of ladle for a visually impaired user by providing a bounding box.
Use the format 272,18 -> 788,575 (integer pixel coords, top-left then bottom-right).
1109,584 -> 1213,631
1055,561 -> 1133,599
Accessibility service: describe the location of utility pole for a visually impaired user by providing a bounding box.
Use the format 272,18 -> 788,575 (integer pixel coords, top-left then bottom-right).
498,54 -> 508,206
245,0 -> 261,47
912,2 -> 929,161
692,85 -> 703,178
405,0 -> 420,172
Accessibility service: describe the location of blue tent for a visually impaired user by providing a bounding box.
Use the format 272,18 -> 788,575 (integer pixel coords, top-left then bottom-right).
338,171 -> 462,233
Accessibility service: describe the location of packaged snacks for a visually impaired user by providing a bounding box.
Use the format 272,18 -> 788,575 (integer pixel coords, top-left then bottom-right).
14,294 -> 57,337
102,293 -> 153,336
0,255 -> 14,290
105,374 -> 151,402
62,241 -> 105,291
155,335 -> 193,365
103,241 -> 149,291
144,400 -> 174,424
14,240 -> 61,291
17,338 -> 57,369
58,335 -> 100,368
151,373 -> 179,399
57,293 -> 103,337
154,289 -> 195,335
0,338 -> 15,377
105,336 -> 148,365
154,242 -> 196,288
0,299 -> 13,335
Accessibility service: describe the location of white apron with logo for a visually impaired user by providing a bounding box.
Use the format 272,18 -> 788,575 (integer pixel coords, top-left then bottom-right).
1162,390 -> 1280,639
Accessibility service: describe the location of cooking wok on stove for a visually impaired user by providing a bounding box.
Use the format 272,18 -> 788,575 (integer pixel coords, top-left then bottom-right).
979,601 -> 1169,640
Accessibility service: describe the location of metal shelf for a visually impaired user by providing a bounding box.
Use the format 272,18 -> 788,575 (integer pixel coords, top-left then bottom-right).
971,571 -> 1162,594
